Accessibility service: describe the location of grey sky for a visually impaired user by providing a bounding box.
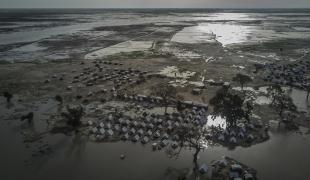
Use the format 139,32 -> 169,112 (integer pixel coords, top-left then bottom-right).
0,0 -> 310,8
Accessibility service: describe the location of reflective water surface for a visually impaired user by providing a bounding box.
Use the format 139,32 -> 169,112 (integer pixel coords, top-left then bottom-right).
1,97 -> 310,180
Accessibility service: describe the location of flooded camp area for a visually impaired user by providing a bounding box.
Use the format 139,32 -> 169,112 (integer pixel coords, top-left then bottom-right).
1,9 -> 310,180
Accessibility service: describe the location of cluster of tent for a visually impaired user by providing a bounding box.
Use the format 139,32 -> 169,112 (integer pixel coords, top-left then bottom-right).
70,60 -> 147,88
118,92 -> 209,111
87,107 -> 210,149
200,156 -> 256,180
263,60 -> 310,89
213,122 -> 257,145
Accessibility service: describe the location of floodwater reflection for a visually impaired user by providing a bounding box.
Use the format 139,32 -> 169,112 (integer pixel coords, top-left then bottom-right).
206,115 -> 227,129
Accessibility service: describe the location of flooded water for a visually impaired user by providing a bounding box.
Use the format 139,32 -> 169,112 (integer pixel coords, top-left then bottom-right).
1,96 -> 310,180
287,88 -> 310,116
1,9 -> 310,62
206,115 -> 227,129
85,41 -> 153,59
1,108 -> 310,180
233,86 -> 310,117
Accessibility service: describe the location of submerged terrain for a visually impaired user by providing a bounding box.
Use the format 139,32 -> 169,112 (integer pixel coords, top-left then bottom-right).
0,9 -> 310,180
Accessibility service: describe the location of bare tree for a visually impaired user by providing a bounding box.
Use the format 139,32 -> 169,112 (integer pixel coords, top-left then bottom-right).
232,73 -> 253,91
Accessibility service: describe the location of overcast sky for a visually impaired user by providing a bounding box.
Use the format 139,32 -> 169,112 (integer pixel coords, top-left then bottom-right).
1,0 -> 310,8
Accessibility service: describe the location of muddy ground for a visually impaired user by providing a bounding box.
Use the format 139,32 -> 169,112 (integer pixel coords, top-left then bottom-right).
0,36 -> 309,129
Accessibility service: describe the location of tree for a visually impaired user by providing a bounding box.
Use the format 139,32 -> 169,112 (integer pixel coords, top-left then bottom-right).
151,83 -> 178,114
267,84 -> 296,119
170,124 -> 211,172
306,84 -> 310,101
232,73 -> 252,91
244,101 -> 253,122
61,105 -> 84,127
21,112 -> 34,124
209,87 -> 245,127
3,91 -> 13,103
55,95 -> 63,104
163,124 -> 213,180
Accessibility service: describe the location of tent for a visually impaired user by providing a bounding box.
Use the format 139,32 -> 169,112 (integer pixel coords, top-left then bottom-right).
99,128 -> 105,135
132,135 -> 140,142
121,133 -> 129,140
147,130 -> 153,136
199,164 -> 208,174
107,129 -> 114,136
138,129 -> 144,135
141,136 -> 150,144
218,134 -> 225,142
154,131 -> 161,138
160,139 -> 169,147
229,137 -> 237,144
92,127 -> 98,134
122,127 -> 128,133
130,128 -> 136,135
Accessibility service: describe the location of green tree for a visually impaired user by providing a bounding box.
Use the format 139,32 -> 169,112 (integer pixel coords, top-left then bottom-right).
209,87 -> 245,127
3,91 -> 13,103
171,124 -> 211,173
244,101 -> 254,122
61,105 -> 84,127
306,84 -> 310,101
267,84 -> 296,119
151,83 -> 178,114
232,73 -> 253,91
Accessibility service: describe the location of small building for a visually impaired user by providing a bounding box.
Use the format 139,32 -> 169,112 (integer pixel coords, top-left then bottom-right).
152,143 -> 158,150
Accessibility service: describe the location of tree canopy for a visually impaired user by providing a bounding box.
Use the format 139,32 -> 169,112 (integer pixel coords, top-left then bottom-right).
232,73 -> 252,90
209,87 -> 245,127
267,84 -> 296,119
